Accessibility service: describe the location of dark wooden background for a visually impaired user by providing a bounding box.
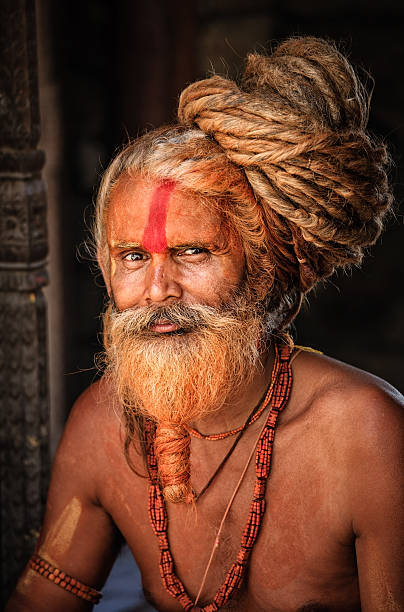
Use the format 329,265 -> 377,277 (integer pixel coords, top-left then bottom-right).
39,0 -> 403,420
1,0 -> 403,602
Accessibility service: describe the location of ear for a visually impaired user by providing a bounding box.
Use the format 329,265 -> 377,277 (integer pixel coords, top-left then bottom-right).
97,247 -> 112,297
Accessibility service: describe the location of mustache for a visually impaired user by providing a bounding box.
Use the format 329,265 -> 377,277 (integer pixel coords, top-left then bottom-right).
108,300 -> 248,335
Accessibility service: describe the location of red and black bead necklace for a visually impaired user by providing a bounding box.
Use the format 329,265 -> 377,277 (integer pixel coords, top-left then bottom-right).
144,339 -> 293,611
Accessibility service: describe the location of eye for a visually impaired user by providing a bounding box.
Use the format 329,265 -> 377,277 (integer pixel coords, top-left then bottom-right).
178,247 -> 209,257
122,251 -> 147,265
174,246 -> 210,264
183,247 -> 204,255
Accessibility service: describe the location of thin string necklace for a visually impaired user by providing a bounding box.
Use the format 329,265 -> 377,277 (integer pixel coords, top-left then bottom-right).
194,413 -> 269,607
185,353 -> 279,440
194,348 -> 280,501
144,339 -> 293,611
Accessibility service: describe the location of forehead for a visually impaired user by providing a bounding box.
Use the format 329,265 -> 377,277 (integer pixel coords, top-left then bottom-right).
106,173 -> 228,245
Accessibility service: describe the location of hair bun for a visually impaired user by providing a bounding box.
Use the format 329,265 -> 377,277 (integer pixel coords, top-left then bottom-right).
178,37 -> 392,292
242,37 -> 368,132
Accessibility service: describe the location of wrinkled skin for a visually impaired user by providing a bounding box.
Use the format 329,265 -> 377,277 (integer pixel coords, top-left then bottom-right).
6,177 -> 404,612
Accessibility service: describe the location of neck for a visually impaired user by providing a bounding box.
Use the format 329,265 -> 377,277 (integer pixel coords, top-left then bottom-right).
188,342 -> 274,435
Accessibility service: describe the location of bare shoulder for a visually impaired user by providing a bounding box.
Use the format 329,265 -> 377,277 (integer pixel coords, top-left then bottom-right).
290,348 -> 404,441
52,376 -> 124,500
289,349 -> 404,531
67,375 -> 120,426
62,375 -> 124,447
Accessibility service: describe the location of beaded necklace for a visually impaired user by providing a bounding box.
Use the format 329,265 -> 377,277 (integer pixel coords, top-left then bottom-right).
145,339 -> 292,611
185,351 -> 279,441
194,350 -> 280,501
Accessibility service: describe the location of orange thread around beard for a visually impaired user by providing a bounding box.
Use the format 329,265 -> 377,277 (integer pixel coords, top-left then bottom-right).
154,424 -> 194,504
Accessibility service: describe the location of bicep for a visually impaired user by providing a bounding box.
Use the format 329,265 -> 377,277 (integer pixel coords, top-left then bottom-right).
355,480 -> 404,611
350,391 -> 404,610
7,508 -> 121,611
356,532 -> 404,611
7,499 -> 122,612
6,389 -> 123,610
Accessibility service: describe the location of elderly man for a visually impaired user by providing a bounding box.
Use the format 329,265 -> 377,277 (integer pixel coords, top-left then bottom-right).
6,37 -> 404,611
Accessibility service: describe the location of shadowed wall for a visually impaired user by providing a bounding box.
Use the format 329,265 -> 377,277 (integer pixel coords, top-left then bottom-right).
1,0 -> 402,603
39,0 -> 404,447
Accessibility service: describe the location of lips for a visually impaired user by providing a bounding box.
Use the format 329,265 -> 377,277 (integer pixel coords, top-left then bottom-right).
149,319 -> 181,333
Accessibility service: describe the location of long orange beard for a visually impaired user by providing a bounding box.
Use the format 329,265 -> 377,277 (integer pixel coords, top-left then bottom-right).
103,292 -> 267,502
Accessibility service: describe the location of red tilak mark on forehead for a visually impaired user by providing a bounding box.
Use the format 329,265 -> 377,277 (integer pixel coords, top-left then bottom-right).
142,181 -> 176,252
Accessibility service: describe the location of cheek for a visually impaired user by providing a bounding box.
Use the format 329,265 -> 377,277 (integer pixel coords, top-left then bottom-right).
181,262 -> 244,305
110,272 -> 143,309
215,246 -> 246,294
226,256 -> 246,285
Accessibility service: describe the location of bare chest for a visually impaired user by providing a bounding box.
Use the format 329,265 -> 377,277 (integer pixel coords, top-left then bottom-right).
99,425 -> 360,611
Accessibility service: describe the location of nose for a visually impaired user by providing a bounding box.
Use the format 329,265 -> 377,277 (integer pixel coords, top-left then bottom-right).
143,256 -> 182,304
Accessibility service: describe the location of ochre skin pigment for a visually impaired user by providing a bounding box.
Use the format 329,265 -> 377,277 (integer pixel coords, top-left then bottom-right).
39,497 -> 82,560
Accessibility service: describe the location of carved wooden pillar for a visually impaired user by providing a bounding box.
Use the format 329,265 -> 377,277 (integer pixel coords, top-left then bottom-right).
0,0 -> 49,603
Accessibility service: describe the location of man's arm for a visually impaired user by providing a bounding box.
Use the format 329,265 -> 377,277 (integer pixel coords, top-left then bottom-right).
6,380 -> 123,611
349,384 -> 404,610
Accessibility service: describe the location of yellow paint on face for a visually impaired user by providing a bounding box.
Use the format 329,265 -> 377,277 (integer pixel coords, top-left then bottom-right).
39,497 -> 82,558
109,255 -> 116,279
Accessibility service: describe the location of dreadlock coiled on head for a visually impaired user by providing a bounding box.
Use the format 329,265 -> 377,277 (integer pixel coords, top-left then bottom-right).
178,36 -> 392,301
96,37 -> 393,503
96,37 -> 392,329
